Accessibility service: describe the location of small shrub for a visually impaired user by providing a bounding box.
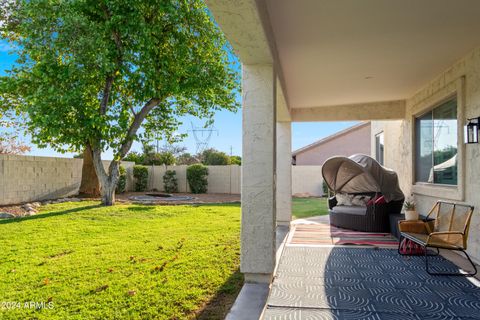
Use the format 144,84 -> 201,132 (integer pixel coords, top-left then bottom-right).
176,152 -> 198,165
230,155 -> 241,165
116,166 -> 127,193
200,148 -> 231,165
144,151 -> 176,165
163,170 -> 178,193
124,151 -> 144,164
187,164 -> 208,194
133,165 -> 149,192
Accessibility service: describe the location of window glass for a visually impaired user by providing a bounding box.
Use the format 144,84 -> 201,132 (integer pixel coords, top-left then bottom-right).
432,100 -> 457,185
415,111 -> 433,183
415,98 -> 457,185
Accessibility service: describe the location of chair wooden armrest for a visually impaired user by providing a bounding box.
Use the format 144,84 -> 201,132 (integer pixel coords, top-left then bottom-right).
428,231 -> 464,236
423,219 -> 435,234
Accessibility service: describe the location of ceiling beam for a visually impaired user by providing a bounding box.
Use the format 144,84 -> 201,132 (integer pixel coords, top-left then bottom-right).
255,0 -> 291,110
291,100 -> 406,122
276,78 -> 291,122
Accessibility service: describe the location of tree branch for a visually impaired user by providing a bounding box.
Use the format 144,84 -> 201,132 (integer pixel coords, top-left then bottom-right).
115,98 -> 161,160
129,106 -> 137,117
112,30 -> 123,53
88,141 -> 108,183
99,3 -> 124,116
100,76 -> 114,115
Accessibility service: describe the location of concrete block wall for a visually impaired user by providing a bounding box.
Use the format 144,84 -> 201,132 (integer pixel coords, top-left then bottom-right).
0,154 -> 83,205
0,155 -> 134,205
143,164 -> 241,194
142,164 -> 319,196
0,155 -> 324,205
145,165 -> 189,192
292,165 -> 324,197
207,165 -> 241,194
103,160 -> 136,192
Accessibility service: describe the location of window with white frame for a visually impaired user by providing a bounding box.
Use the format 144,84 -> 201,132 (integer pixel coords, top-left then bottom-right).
375,132 -> 384,165
415,98 -> 457,185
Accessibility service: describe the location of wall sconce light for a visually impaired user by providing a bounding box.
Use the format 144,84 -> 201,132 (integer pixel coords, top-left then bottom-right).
464,117 -> 479,144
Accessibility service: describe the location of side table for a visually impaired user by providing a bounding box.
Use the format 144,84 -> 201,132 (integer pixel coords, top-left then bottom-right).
397,218 -> 435,256
388,213 -> 405,239
390,214 -> 434,239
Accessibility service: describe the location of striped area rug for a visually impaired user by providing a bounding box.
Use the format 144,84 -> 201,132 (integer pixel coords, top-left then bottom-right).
290,223 -> 399,248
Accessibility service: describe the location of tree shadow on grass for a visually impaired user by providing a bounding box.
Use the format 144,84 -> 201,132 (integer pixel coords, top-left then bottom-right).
124,206 -> 156,212
193,268 -> 244,320
0,205 -> 101,225
191,202 -> 241,208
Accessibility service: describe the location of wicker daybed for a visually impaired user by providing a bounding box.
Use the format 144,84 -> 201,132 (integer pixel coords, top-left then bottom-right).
322,154 -> 404,232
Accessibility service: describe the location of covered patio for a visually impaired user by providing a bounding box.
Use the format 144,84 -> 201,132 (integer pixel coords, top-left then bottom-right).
206,0 -> 480,318
264,217 -> 480,319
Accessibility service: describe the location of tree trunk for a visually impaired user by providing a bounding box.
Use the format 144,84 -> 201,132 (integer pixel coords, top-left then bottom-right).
79,145 -> 101,196
91,145 -> 120,206
98,175 -> 117,206
88,98 -> 160,206
98,161 -> 119,206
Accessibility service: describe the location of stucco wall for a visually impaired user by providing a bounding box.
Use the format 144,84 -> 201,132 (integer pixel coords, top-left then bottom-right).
295,123 -> 371,165
371,46 -> 480,263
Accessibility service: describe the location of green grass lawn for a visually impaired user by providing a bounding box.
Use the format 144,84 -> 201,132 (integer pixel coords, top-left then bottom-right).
0,202 -> 242,320
292,197 -> 329,219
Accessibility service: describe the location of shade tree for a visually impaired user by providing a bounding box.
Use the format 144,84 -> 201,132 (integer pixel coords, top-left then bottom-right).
0,0 -> 239,205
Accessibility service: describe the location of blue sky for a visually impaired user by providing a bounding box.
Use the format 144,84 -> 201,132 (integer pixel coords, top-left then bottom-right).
0,39 -> 357,159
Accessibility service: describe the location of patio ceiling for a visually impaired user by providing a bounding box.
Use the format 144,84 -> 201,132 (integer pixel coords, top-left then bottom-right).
207,0 -> 480,120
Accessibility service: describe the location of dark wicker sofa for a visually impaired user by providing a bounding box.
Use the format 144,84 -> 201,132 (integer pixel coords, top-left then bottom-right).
328,193 -> 404,232
323,154 -> 405,232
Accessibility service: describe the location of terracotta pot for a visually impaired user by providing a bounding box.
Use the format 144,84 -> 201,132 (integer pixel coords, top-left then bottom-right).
405,210 -> 419,221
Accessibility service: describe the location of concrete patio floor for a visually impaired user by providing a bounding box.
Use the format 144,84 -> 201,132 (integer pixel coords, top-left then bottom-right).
262,217 -> 480,320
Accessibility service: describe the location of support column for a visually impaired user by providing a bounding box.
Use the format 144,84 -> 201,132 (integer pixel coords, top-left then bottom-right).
241,64 -> 276,284
276,121 -> 292,225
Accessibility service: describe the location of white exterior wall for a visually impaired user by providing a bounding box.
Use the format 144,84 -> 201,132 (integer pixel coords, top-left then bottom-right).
371,46 -> 480,263
241,64 -> 276,283
276,122 -> 292,225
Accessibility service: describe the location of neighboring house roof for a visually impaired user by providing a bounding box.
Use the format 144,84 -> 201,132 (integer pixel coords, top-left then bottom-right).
292,122 -> 370,156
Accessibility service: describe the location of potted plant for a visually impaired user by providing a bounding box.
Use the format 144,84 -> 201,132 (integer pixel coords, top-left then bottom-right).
404,200 -> 418,221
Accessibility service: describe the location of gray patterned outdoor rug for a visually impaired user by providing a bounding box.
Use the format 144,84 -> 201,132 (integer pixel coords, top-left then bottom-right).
264,247 -> 480,320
